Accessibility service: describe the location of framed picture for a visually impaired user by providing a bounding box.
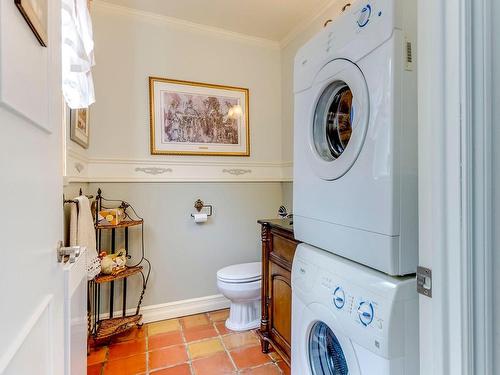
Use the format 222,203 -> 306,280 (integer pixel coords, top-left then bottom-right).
15,0 -> 48,47
149,77 -> 250,156
70,107 -> 90,149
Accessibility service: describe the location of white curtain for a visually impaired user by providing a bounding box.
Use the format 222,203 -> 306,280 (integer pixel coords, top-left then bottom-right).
61,0 -> 95,109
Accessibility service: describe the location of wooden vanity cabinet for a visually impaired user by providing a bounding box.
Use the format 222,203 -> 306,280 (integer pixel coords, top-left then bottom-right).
257,220 -> 299,366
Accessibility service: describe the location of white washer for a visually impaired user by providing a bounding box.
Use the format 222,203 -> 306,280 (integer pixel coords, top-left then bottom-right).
293,0 -> 418,275
291,244 -> 418,375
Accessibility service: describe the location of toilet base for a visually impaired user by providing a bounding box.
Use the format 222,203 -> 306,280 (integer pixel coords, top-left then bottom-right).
225,300 -> 261,331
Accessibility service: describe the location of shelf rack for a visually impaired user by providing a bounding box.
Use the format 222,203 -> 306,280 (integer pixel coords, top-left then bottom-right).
88,188 -> 151,343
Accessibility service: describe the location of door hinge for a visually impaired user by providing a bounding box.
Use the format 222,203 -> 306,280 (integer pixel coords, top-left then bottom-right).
417,266 -> 432,298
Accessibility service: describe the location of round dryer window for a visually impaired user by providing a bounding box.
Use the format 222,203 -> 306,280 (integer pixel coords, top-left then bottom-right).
309,321 -> 349,375
313,82 -> 353,161
309,59 -> 369,180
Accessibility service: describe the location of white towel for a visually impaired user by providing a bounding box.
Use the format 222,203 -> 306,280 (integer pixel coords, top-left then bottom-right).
69,202 -> 78,247
74,196 -> 101,279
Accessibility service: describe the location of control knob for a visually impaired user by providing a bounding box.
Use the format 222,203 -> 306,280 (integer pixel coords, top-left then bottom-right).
333,287 -> 346,309
358,301 -> 374,326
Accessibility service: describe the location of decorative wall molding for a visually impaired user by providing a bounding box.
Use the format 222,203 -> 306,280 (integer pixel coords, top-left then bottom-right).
100,294 -> 230,324
222,168 -> 252,176
94,1 -> 280,50
135,167 -> 173,175
74,162 -> 85,173
65,156 -> 293,183
66,148 -> 89,182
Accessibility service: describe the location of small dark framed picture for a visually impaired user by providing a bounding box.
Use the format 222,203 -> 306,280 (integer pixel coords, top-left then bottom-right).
70,108 -> 90,149
15,0 -> 48,47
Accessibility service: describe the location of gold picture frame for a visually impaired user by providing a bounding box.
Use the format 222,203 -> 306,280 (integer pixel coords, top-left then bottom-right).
15,0 -> 48,47
149,77 -> 250,156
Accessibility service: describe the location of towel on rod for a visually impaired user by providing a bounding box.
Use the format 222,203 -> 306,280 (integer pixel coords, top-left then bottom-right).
72,195 -> 101,279
69,202 -> 78,247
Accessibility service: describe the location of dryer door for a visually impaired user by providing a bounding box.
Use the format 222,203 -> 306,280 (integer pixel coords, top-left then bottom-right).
308,59 -> 369,180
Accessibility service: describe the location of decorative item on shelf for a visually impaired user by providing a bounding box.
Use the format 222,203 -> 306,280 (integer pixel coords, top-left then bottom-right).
99,249 -> 127,275
98,208 -> 125,226
190,199 -> 213,224
88,188 -> 151,344
149,77 -> 250,156
69,106 -> 90,149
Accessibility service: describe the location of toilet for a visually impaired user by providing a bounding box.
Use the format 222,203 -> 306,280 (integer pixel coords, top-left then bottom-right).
217,262 -> 261,331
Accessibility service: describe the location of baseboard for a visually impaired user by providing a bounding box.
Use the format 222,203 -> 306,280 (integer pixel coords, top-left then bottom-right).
99,294 -> 230,324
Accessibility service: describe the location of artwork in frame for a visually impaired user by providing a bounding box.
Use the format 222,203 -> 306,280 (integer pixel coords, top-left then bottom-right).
149,77 -> 250,156
70,107 -> 90,149
15,0 -> 48,47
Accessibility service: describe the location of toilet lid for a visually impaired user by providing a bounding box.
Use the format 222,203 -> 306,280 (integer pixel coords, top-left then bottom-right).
217,262 -> 262,283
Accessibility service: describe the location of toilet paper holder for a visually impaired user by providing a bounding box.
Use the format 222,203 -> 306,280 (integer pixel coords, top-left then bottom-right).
190,199 -> 213,218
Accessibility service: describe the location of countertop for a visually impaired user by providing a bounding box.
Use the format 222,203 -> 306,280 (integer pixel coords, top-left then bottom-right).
257,218 -> 294,233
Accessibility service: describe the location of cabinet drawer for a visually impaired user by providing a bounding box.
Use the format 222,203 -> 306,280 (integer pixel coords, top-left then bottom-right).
271,234 -> 297,265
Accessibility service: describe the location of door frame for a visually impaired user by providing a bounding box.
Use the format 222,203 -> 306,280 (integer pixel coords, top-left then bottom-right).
418,0 -> 493,374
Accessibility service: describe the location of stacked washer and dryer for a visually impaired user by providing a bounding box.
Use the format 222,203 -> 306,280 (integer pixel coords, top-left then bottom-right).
291,0 -> 419,374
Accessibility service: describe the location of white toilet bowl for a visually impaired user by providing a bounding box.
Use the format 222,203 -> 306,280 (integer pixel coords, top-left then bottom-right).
217,262 -> 261,331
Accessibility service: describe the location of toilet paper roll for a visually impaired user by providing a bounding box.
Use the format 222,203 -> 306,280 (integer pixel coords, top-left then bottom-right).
193,213 -> 208,223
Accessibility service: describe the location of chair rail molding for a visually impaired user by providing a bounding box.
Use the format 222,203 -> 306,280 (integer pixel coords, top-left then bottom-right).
65,156 -> 293,182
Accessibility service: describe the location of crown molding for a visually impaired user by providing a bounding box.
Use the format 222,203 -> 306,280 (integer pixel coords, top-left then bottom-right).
93,0 -> 280,50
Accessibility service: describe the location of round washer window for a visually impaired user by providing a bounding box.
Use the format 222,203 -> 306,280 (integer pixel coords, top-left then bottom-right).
313,81 -> 354,162
309,321 -> 349,375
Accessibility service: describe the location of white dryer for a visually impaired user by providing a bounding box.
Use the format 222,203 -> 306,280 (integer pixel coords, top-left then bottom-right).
291,244 -> 418,375
293,0 -> 418,275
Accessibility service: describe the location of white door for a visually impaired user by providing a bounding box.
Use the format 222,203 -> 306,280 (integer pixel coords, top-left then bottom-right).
0,0 -> 66,374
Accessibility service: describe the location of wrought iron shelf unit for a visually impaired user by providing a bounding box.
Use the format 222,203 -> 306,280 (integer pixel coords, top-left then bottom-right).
88,188 -> 151,343
95,219 -> 143,230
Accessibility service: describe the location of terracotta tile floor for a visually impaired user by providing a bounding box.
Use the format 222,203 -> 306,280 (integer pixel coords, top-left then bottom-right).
88,309 -> 290,375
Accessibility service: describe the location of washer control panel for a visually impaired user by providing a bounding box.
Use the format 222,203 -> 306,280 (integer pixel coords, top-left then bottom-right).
321,275 -> 385,331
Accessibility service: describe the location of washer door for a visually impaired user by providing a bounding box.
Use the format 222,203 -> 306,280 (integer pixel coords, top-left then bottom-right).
309,321 -> 349,375
297,302 -> 361,375
308,59 -> 369,180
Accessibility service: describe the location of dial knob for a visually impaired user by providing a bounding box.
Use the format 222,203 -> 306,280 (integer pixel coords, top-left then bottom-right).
333,287 -> 346,309
358,301 -> 374,326
357,4 -> 371,27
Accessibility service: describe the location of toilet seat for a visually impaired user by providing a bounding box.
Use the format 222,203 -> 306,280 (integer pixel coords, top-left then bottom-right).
217,262 -> 261,284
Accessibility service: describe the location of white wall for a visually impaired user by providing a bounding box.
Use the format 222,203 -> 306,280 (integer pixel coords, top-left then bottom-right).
87,182 -> 282,309
75,1 -> 286,183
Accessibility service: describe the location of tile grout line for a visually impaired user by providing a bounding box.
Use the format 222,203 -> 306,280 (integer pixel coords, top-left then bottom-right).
145,324 -> 150,375
179,316 -> 195,375
214,318 -> 239,374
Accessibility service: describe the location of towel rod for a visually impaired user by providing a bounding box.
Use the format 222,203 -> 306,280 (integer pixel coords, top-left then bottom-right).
63,194 -> 94,204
